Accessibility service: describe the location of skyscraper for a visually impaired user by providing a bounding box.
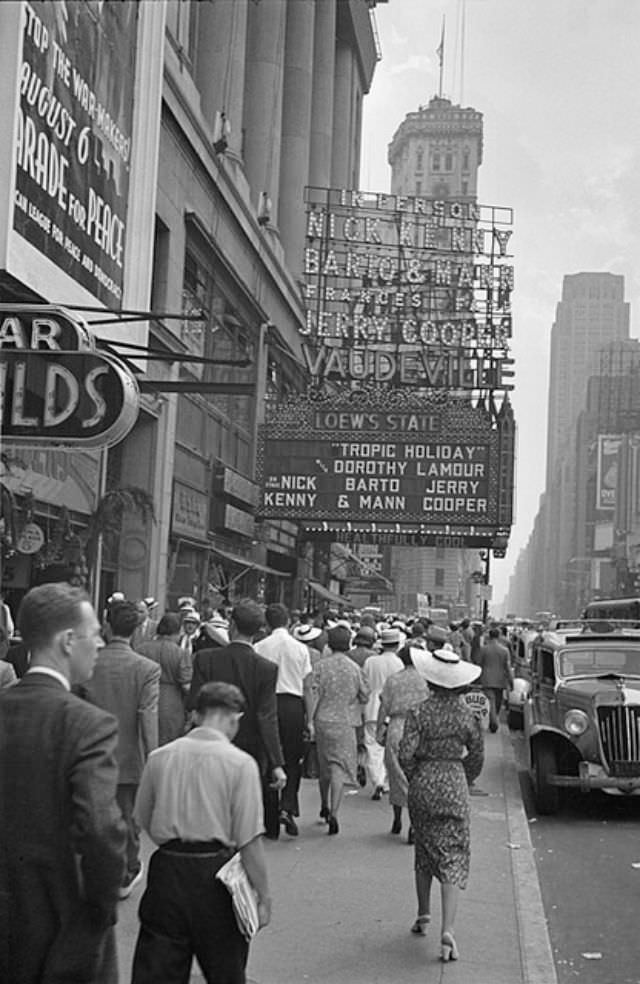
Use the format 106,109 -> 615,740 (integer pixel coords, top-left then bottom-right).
546,273 -> 629,487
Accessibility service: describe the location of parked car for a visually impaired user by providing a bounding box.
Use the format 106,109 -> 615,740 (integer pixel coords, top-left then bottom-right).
506,629 -> 537,729
524,627 -> 640,814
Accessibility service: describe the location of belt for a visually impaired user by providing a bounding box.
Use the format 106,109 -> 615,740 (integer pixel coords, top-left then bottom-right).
159,839 -> 232,858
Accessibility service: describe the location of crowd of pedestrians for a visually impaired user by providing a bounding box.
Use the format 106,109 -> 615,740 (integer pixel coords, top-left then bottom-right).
0,583 -> 520,983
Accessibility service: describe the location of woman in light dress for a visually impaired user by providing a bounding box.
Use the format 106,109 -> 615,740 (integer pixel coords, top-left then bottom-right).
376,644 -> 429,842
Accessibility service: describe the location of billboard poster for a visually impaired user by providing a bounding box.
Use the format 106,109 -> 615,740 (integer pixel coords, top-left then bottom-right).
596,434 -> 622,511
257,389 -> 515,539
13,1 -> 138,306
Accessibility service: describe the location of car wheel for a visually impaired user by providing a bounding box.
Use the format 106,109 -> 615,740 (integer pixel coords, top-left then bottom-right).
532,740 -> 560,815
507,707 -> 523,730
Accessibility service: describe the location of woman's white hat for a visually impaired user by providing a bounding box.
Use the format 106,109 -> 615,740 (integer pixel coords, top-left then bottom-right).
410,646 -> 481,689
293,624 -> 322,642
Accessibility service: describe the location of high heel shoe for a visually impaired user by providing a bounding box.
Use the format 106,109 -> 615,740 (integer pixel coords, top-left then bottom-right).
440,932 -> 459,961
319,805 -> 330,823
410,914 -> 430,935
407,826 -> 415,845
391,814 -> 402,835
327,814 -> 339,835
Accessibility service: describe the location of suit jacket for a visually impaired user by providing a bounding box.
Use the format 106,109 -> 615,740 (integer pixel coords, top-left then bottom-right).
187,640 -> 284,774
131,618 -> 159,653
82,641 -> 160,784
0,673 -> 127,983
478,640 -> 513,690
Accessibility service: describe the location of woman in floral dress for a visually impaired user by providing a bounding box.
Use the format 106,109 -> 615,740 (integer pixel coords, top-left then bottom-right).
376,645 -> 428,841
312,625 -> 369,834
399,647 -> 483,962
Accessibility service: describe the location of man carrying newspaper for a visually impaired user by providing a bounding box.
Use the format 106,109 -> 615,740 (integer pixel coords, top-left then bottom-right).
131,682 -> 271,984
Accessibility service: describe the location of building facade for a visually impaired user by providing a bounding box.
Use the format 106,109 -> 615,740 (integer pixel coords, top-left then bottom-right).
0,0 -> 382,615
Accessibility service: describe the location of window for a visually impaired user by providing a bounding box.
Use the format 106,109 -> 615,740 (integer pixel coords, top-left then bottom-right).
540,650 -> 556,685
415,180 -> 422,196
461,180 -> 468,195
416,146 -> 424,171
435,546 -> 445,560
166,1 -> 199,70
150,217 -> 170,311
445,152 -> 453,171
435,567 -> 445,587
463,149 -> 470,171
432,152 -> 441,172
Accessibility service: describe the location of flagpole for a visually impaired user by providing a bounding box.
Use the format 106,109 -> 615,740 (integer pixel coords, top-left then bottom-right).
438,15 -> 445,98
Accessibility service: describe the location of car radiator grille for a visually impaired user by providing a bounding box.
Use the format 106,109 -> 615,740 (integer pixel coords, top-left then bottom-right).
597,706 -> 640,776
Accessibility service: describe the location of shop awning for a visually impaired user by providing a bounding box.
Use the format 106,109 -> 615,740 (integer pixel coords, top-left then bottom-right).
209,544 -> 290,578
307,580 -> 349,606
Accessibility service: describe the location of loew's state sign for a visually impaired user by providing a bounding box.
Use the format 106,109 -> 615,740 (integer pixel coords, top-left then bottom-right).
257,390 -> 515,532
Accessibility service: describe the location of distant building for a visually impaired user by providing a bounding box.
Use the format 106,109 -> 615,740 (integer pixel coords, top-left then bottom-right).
505,281 -> 633,617
546,273 -> 629,486
388,95 -> 483,200
386,94 -> 486,616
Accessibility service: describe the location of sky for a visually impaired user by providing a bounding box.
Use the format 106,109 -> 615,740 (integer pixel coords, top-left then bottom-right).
361,0 -> 640,607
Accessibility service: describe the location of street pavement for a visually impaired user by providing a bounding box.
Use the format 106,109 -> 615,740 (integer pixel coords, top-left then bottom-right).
512,729 -> 640,984
116,726 -> 556,984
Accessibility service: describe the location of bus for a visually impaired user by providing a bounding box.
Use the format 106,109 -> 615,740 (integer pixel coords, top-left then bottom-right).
581,597 -> 640,622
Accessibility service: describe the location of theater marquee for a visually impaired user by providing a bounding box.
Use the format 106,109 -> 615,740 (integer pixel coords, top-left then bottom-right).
301,186 -> 514,391
257,389 -> 514,540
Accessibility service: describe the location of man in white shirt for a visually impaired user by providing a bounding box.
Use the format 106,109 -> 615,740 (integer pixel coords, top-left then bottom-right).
132,681 -> 270,984
255,603 -> 313,837
362,627 -> 404,800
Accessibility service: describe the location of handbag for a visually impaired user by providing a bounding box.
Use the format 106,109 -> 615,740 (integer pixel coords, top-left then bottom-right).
302,736 -> 319,779
215,853 -> 260,940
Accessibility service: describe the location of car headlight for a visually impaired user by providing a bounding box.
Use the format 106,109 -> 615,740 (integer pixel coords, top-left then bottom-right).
564,709 -> 589,736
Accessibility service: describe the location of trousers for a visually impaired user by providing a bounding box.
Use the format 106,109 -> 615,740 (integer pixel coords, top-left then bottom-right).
116,783 -> 140,879
277,694 -> 305,816
131,843 -> 248,984
363,721 -> 387,789
484,688 -> 504,731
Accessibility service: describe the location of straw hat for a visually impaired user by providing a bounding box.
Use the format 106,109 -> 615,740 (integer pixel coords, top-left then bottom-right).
201,621 -> 229,646
293,624 -> 322,643
181,609 -> 201,624
380,627 -> 402,646
410,646 -> 481,690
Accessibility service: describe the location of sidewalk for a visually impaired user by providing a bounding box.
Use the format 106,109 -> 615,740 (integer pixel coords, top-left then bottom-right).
116,727 -> 557,984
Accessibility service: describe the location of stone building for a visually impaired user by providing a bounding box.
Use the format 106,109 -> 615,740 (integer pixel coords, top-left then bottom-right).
0,0 -> 382,614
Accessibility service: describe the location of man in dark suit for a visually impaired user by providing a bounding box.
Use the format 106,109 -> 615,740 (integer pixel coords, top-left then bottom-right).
477,627 -> 514,732
187,598 -> 286,838
83,600 -> 160,897
0,583 -> 127,984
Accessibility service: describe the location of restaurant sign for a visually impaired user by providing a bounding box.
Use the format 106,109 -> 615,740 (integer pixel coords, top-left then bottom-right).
257,388 -> 515,538
1,348 -> 139,448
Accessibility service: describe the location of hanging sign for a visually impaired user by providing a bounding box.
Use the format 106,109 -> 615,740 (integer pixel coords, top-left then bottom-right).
0,304 -> 94,351
1,349 -> 139,448
16,521 -> 45,554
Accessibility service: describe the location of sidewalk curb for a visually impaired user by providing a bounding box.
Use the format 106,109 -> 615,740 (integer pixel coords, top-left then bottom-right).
501,729 -> 558,984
